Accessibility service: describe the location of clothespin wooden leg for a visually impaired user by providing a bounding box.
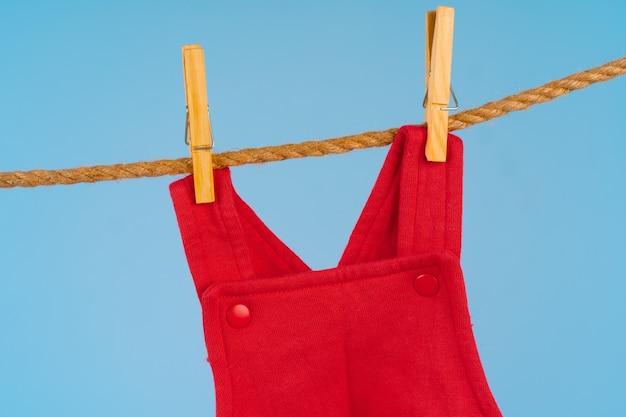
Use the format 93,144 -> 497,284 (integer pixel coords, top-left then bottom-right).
425,6 -> 454,162
425,10 -> 437,132
183,44 -> 215,203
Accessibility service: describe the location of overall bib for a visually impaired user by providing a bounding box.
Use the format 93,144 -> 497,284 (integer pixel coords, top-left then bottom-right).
170,126 -> 502,417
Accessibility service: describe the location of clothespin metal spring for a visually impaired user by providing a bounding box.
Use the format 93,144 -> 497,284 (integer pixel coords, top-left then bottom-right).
422,85 -> 459,111
184,106 -> 215,150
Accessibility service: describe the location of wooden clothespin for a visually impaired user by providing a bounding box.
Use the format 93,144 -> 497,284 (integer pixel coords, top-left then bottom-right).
182,44 -> 215,203
424,6 -> 455,162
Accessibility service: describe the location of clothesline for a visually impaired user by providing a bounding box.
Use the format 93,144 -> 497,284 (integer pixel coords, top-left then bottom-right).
1,56 -> 625,189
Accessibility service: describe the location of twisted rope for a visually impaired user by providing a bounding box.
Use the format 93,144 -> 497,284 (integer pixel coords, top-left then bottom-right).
2,56 -> 625,189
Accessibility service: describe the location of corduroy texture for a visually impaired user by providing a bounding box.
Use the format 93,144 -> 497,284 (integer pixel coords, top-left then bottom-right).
170,126 -> 502,417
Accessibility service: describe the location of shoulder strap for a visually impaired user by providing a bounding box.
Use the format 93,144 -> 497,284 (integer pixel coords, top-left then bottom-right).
170,169 -> 309,299
339,126 -> 463,265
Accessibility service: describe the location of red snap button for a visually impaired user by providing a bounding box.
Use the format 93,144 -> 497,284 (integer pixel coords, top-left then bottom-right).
227,304 -> 251,328
414,274 -> 439,297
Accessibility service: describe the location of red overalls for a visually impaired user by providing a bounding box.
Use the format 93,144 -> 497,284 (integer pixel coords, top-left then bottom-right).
170,126 -> 502,417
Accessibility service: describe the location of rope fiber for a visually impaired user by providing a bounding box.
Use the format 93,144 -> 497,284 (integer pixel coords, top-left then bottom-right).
2,56 -> 625,189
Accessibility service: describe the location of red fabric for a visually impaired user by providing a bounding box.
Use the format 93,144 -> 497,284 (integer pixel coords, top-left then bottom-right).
170,126 -> 502,417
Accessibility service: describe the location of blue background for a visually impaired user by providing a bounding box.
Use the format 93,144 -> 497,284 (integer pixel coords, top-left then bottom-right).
1,1 -> 625,416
